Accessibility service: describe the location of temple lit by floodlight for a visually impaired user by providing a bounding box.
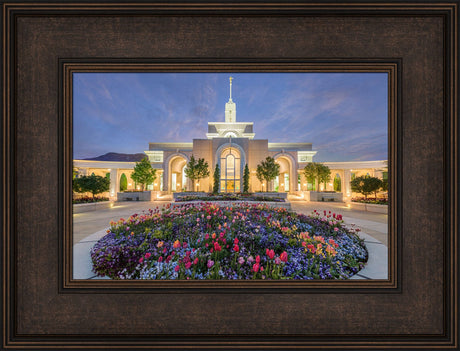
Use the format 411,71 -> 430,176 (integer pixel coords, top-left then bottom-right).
74,77 -> 387,199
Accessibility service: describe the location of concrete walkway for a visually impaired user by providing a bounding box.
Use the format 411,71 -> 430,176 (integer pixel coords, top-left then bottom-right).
73,200 -> 388,280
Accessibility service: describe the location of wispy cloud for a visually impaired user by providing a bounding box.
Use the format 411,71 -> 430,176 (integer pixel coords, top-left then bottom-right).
73,73 -> 388,161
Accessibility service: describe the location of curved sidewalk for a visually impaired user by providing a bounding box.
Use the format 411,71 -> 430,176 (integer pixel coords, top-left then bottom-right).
73,200 -> 388,280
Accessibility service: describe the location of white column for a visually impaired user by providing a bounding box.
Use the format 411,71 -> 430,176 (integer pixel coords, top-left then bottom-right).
344,169 -> 352,199
110,169 -> 119,199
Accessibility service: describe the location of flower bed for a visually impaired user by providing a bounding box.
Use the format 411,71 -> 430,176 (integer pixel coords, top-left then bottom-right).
352,197 -> 388,205
175,193 -> 285,203
73,196 -> 109,204
91,203 -> 368,280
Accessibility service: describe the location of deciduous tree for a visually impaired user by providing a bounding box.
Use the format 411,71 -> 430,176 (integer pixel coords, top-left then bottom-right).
256,157 -> 280,192
73,174 -> 110,198
130,157 -> 157,191
350,175 -> 382,199
303,163 -> 331,191
184,155 -> 210,191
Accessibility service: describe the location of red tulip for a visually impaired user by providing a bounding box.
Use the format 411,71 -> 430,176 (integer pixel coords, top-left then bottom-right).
280,251 -> 288,262
266,249 -> 275,260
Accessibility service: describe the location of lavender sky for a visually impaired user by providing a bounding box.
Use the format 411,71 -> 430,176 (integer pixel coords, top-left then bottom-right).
73,72 -> 388,162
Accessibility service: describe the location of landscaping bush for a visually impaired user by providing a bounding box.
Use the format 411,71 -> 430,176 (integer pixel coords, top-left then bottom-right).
174,193 -> 285,203
73,196 -> 109,204
91,204 -> 367,280
352,197 -> 388,205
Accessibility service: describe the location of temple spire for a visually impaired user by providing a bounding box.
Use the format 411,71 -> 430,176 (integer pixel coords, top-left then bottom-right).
229,76 -> 233,101
225,76 -> 236,123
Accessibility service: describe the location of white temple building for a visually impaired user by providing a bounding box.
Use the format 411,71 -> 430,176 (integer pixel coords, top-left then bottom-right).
74,77 -> 387,200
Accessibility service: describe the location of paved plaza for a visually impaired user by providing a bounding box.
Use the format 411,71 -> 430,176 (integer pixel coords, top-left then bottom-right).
73,200 -> 388,280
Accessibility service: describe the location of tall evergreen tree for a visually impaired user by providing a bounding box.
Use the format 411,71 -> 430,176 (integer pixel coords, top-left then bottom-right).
243,164 -> 250,193
213,163 -> 220,193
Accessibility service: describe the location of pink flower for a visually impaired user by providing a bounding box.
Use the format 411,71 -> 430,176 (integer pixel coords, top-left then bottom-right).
183,242 -> 188,248
193,258 -> 199,265
238,257 -> 245,265
280,251 -> 288,263
205,233 -> 210,240
139,257 -> 144,263
252,263 -> 260,272
206,215 -> 211,220
274,257 -> 281,265
334,227 -> 339,232
255,255 -> 261,263
158,256 -> 163,262
175,265 -> 180,272
233,244 -> 239,252
234,238 -> 239,244
185,262 -> 192,269
207,260 -> 214,268
266,249 -> 275,260
247,256 -> 254,263
144,252 -> 151,259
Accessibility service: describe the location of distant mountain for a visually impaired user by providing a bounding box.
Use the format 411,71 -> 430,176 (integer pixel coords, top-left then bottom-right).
84,152 -> 147,162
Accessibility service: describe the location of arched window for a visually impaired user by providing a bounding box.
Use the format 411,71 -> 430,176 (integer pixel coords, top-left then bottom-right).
220,147 -> 241,192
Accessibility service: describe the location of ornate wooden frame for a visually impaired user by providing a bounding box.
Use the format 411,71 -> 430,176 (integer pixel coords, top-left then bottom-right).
2,2 -> 458,350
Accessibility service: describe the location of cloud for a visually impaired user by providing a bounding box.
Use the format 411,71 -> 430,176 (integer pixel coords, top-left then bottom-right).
73,73 -> 388,161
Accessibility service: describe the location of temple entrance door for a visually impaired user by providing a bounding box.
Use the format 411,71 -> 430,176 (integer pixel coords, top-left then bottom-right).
220,147 -> 241,193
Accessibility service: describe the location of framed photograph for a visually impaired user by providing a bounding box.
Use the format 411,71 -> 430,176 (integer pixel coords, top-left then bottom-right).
2,1 -> 457,350
71,70 -> 392,284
